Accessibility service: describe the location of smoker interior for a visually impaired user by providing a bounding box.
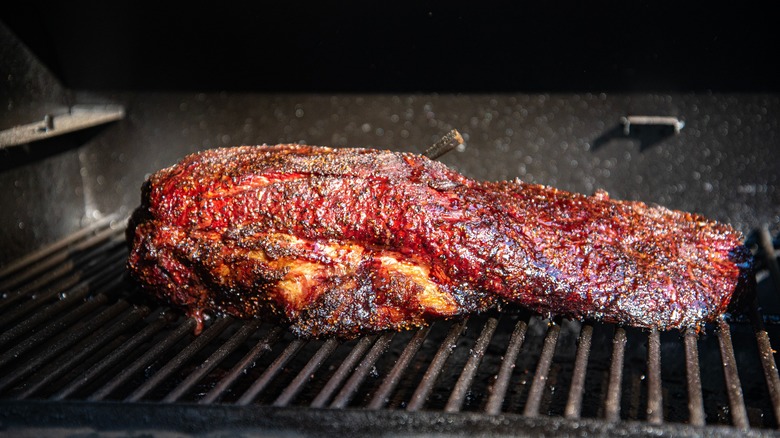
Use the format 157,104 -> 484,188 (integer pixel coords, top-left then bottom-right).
2,6 -> 780,437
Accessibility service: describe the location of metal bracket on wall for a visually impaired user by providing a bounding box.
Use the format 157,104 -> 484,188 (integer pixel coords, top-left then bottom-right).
620,115 -> 684,136
0,104 -> 125,149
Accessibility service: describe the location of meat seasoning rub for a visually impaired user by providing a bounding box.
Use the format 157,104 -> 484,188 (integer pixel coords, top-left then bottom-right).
128,145 -> 753,338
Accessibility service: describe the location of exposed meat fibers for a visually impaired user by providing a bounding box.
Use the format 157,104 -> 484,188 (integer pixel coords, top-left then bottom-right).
127,145 -> 753,338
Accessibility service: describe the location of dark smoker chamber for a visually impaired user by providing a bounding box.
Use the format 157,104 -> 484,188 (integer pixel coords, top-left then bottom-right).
1,4 -> 779,437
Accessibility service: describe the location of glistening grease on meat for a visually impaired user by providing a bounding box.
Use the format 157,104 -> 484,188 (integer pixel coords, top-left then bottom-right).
127,145 -> 753,338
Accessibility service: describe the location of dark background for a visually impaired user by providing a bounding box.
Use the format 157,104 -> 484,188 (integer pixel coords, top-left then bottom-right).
1,2 -> 778,93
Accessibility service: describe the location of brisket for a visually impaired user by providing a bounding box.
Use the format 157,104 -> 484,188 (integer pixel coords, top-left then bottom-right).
127,145 -> 753,338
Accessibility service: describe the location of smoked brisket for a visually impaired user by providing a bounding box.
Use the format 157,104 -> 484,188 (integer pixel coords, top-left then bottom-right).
127,145 -> 753,338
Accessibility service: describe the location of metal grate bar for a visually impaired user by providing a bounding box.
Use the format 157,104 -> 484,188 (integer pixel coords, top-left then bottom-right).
12,261 -> 81,297
52,313 -> 172,400
683,329 -> 705,426
15,305 -> 149,399
759,227 -> 780,297
646,328 -> 663,424
199,327 -> 282,404
0,225 -> 122,293
717,318 -> 749,429
563,324 -> 593,419
445,317 -> 499,413
485,318 -> 530,415
0,298 -> 128,392
604,327 -> 627,422
367,326 -> 431,410
0,263 -> 80,313
236,339 -> 306,405
272,338 -> 340,407
88,318 -> 197,401
125,317 -> 234,402
0,280 -> 106,349
0,259 -> 124,331
523,321 -> 562,417
329,333 -> 395,409
407,319 -> 468,412
1,244 -> 125,313
750,302 -> 780,427
0,214 -> 119,280
0,294 -> 110,369
162,319 -> 263,403
310,336 -> 376,408
0,256 -> 73,295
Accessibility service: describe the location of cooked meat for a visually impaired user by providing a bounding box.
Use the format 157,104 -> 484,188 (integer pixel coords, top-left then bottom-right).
126,145 -> 753,338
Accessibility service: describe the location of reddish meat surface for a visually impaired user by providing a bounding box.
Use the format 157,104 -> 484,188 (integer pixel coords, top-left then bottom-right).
127,145 -> 753,338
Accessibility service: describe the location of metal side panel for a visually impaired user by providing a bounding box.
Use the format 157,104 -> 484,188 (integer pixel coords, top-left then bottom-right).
72,91 -> 780,236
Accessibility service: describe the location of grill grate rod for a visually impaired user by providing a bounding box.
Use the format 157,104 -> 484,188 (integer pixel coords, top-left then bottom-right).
367,326 -> 431,409
444,318 -> 498,412
0,298 -> 127,392
236,339 -> 305,405
523,320 -> 562,417
684,328 -> 706,426
88,318 -> 197,401
604,327 -> 627,422
329,332 -> 395,409
125,317 -> 233,402
563,323 -> 593,419
0,224 -> 123,293
163,319 -> 264,403
0,293 -> 110,370
0,254 -> 125,331
272,338 -> 340,407
717,318 -> 749,429
52,313 -> 172,400
1,263 -> 82,313
0,271 -> 123,348
309,336 -> 376,408
407,319 -> 468,412
646,328 -> 663,424
485,318 -> 530,415
445,317 -> 499,413
15,305 -> 149,399
749,228 -> 780,427
199,327 -> 282,404
0,214 -> 119,280
0,239 -> 125,312
0,238 -> 125,315
750,301 -> 780,426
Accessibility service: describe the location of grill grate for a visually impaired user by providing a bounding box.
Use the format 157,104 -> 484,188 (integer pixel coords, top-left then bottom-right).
1,218 -> 779,434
